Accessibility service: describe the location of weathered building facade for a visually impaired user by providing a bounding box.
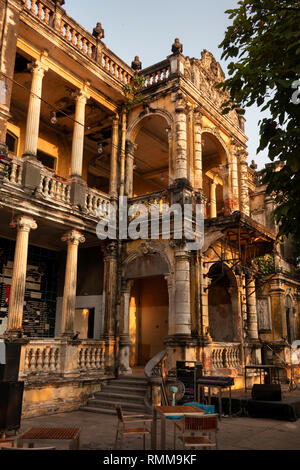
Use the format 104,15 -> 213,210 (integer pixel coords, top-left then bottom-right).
0,0 -> 299,417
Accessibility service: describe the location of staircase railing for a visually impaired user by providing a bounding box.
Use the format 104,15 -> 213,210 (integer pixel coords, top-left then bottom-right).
144,349 -> 169,408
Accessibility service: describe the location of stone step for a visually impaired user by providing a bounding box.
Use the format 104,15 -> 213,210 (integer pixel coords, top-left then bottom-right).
113,379 -> 148,387
87,398 -> 146,412
118,375 -> 147,382
102,385 -> 146,395
80,406 -> 151,417
94,392 -> 145,403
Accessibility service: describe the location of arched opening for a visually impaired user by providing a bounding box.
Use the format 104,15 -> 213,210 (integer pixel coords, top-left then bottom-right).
131,115 -> 170,196
207,262 -> 239,342
202,132 -> 228,218
129,276 -> 169,366
124,250 -> 170,366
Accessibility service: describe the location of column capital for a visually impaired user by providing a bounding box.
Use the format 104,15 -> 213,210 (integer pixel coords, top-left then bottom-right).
28,51 -> 49,76
10,216 -> 37,233
102,241 -> 118,259
125,139 -> 137,157
61,230 -> 85,246
72,82 -> 91,104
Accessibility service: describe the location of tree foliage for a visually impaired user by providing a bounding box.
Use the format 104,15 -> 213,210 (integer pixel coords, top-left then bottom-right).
218,0 -> 300,254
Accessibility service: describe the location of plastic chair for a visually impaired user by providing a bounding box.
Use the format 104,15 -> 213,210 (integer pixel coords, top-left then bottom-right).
174,413 -> 219,450
114,404 -> 152,450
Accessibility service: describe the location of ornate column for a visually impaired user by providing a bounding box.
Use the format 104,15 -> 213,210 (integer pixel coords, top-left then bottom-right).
0,0 -> 25,151
23,53 -> 48,156
119,111 -> 127,197
231,146 -> 239,211
6,216 -> 37,337
174,245 -> 191,335
70,84 -> 90,177
209,177 -> 217,218
246,277 -> 259,341
109,115 -> 119,196
61,230 -> 85,337
125,140 -> 136,197
103,241 -> 118,373
193,108 -> 203,189
239,149 -> 250,216
165,274 -> 176,336
119,280 -> 132,375
175,93 -> 188,180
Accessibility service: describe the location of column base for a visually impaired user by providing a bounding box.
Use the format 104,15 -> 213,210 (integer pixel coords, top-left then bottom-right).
3,329 -> 23,339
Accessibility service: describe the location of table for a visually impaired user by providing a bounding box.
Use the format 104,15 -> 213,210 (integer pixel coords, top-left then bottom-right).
151,405 -> 205,450
17,427 -> 81,450
197,379 -> 234,419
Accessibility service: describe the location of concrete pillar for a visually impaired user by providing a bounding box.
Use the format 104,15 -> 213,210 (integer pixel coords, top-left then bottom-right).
70,84 -> 90,177
209,178 -> 217,218
109,115 -> 119,196
165,274 -> 176,336
246,277 -> 259,340
61,230 -> 85,337
6,216 -> 37,337
193,110 -> 202,189
175,94 -> 188,180
23,54 -> 48,156
239,150 -> 250,216
174,246 -> 191,335
125,140 -> 136,197
0,0 -> 25,149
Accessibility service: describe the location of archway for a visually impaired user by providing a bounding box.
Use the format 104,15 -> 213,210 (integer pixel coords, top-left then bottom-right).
124,248 -> 170,366
129,114 -> 170,196
202,131 -> 229,218
207,262 -> 239,342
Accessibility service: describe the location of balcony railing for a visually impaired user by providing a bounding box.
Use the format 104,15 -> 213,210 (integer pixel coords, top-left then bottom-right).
140,59 -> 171,89
39,168 -> 71,203
24,0 -> 133,86
129,189 -> 170,219
209,342 -> 241,369
19,338 -> 106,379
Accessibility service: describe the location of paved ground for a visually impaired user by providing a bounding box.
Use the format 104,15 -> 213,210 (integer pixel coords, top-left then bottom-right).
15,410 -> 300,450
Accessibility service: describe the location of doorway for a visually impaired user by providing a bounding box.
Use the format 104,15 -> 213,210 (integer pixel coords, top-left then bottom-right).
129,276 -> 168,367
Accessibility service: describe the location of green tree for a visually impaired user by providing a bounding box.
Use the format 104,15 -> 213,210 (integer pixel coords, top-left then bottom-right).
218,0 -> 300,254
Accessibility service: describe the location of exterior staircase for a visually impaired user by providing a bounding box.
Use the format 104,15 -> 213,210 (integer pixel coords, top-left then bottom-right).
80,375 -> 149,415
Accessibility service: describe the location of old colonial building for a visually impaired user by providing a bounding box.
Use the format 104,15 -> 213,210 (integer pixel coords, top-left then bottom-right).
0,0 -> 299,417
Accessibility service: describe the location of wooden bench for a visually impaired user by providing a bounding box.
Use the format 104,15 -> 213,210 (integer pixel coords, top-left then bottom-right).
17,427 -> 81,450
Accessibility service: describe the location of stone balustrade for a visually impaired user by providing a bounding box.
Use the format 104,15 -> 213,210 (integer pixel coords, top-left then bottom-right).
1,155 -> 23,185
25,0 -> 53,25
141,60 -> 171,88
210,342 -> 241,369
39,169 -> 71,203
24,1 -> 134,86
78,340 -> 105,371
60,18 -> 96,59
19,338 -> 106,378
20,339 -> 63,377
85,187 -> 111,217
129,190 -> 169,219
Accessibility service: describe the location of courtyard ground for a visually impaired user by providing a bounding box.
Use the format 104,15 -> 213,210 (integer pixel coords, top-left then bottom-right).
16,409 -> 300,450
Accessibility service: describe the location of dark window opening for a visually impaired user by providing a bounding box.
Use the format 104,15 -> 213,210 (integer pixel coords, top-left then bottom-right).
37,150 -> 56,170
87,173 -> 109,193
6,132 -> 18,153
88,308 -> 95,339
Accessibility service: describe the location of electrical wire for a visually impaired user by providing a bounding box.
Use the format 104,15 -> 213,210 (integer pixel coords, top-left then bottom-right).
0,71 -> 87,128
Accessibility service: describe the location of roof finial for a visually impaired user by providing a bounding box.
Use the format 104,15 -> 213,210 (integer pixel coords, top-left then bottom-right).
93,22 -> 105,40
172,38 -> 183,55
131,56 -> 142,71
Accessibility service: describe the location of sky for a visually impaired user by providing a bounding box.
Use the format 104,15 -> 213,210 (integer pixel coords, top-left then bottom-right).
66,0 -> 269,169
